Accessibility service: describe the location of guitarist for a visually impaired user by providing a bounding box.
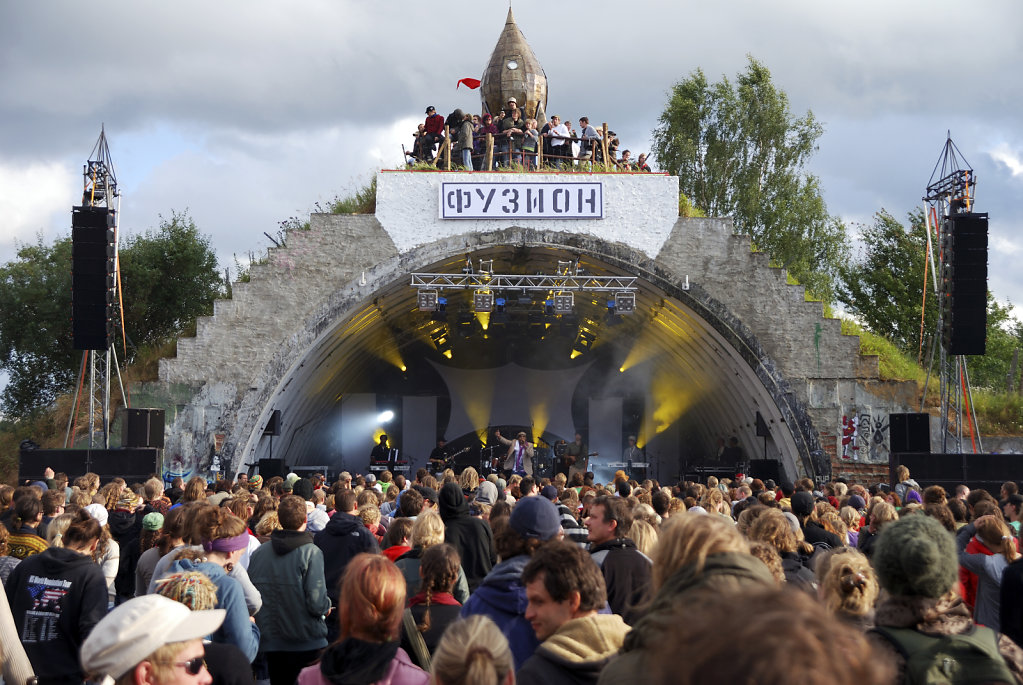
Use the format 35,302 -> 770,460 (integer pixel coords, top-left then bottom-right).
428,436 -> 450,472
563,432 -> 596,479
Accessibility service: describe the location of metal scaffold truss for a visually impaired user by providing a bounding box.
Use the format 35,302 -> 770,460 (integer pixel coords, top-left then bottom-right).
66,126 -> 128,450
920,133 -> 983,455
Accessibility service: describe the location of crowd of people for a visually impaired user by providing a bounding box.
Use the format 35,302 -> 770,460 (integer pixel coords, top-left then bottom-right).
3,463 -> 1023,684
408,102 -> 652,173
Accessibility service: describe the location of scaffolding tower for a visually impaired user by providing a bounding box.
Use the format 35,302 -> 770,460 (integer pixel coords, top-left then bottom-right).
922,134 -> 983,454
66,127 -> 128,449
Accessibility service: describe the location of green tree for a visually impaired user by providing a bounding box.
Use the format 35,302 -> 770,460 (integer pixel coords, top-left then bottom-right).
653,56 -> 847,300
118,211 -> 223,349
0,211 -> 223,417
966,296 -> 1023,391
0,237 -> 77,416
839,209 -> 936,355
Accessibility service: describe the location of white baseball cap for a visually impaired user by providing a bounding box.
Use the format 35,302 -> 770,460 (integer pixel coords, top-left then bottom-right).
80,594 -> 225,681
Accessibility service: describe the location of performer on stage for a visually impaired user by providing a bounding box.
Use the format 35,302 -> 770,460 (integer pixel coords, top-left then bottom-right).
371,434 -> 392,469
623,435 -> 643,463
428,436 -> 449,471
562,432 -> 594,480
494,429 -> 534,477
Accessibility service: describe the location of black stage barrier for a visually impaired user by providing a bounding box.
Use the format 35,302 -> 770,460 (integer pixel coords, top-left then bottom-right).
19,448 -> 161,484
891,452 -> 1022,496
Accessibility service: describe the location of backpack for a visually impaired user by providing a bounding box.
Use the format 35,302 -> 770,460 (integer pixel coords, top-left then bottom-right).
871,624 -> 1016,685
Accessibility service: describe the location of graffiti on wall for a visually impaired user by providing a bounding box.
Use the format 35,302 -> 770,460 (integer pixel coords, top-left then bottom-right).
841,411 -> 889,462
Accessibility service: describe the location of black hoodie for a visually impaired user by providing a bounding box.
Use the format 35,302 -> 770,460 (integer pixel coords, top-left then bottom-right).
314,511 -> 379,605
5,546 -> 108,685
438,482 -> 495,591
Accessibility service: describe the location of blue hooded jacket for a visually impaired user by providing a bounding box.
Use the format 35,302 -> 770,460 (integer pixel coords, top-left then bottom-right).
460,554 -> 538,668
167,557 -> 260,662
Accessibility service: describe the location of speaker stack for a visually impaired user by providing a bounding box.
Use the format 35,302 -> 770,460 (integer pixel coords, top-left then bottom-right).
71,206 -> 116,351
941,212 -> 988,355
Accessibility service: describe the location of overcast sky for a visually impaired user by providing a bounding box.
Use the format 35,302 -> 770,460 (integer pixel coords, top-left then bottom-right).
2,1 -> 1021,315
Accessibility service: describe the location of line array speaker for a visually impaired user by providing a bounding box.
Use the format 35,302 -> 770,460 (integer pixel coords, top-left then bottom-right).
889,413 -> 930,454
941,212 -> 988,355
71,206 -> 116,350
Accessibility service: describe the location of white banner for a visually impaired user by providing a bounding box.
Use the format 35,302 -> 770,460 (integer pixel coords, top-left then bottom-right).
440,181 -> 603,219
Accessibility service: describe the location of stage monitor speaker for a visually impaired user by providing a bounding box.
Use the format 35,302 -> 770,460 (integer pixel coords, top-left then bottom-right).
889,413 -> 930,454
942,213 -> 988,356
263,409 -> 281,436
71,206 -> 114,351
122,408 -> 166,448
748,459 -> 780,483
257,458 -> 287,479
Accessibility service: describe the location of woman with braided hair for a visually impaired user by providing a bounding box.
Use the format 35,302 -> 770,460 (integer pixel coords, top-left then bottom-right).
401,544 -> 462,663
165,507 -> 260,662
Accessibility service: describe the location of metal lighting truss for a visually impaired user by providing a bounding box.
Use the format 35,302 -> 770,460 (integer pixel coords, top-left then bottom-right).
410,272 -> 639,293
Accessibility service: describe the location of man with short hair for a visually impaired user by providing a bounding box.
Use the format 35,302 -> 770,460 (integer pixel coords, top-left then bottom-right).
518,540 -> 628,683
577,117 -> 601,160
496,429 -> 534,477
314,490 -> 379,610
584,495 -> 650,625
249,495 -> 331,685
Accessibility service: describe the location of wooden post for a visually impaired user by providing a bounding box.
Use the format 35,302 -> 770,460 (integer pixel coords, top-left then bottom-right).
485,133 -> 494,171
537,137 -> 543,170
444,125 -> 451,171
601,123 -> 610,167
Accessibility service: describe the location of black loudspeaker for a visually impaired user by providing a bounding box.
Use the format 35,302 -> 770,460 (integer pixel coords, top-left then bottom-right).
749,459 -> 780,483
263,409 -> 281,436
889,413 -> 930,454
941,213 -> 988,355
122,408 -> 166,448
257,458 -> 287,479
71,206 -> 115,351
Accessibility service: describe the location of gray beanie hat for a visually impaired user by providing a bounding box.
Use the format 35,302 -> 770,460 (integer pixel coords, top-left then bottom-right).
873,514 -> 958,598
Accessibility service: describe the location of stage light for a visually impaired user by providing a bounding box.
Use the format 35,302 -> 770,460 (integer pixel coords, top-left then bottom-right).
378,410 -> 394,423
442,350 -> 453,359
544,299 -> 555,316
474,290 -> 494,313
417,290 -> 439,312
615,292 -> 636,313
553,293 -> 574,314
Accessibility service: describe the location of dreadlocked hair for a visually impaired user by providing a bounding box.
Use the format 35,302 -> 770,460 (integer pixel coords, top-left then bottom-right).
155,571 -> 220,610
416,543 -> 460,633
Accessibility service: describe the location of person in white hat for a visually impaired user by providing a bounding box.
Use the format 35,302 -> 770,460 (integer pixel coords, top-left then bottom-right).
80,594 -> 225,685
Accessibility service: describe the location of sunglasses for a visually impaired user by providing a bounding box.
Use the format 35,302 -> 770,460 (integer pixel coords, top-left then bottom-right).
173,657 -> 207,676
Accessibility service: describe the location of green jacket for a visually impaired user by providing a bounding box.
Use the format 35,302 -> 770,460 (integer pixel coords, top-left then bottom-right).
247,530 -> 331,652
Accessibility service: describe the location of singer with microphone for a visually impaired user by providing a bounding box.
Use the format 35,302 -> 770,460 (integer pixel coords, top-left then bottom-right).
494,429 -> 534,477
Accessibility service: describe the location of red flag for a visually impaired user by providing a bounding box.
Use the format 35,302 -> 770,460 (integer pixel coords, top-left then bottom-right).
456,78 -> 481,90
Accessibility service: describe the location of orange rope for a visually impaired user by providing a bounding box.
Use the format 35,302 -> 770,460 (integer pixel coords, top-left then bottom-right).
960,366 -> 978,453
70,351 -> 88,445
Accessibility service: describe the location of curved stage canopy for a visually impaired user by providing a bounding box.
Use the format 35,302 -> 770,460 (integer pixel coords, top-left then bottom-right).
252,243 -> 811,484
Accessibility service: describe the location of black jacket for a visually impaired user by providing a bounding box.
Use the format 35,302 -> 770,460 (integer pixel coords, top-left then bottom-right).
1001,557 -> 1023,648
314,511 -> 380,604
588,537 -> 651,626
109,510 -> 143,601
6,546 -> 109,685
438,482 -> 495,591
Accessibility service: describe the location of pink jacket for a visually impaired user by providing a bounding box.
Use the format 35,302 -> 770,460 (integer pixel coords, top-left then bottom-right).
297,648 -> 429,685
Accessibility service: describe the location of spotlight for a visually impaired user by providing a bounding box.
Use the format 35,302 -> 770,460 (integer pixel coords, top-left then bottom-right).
417,290 -> 439,312
553,293 -> 574,314
495,297 -> 506,312
614,292 -> 636,314
474,290 -> 494,313
378,410 -> 395,423
544,299 -> 555,316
